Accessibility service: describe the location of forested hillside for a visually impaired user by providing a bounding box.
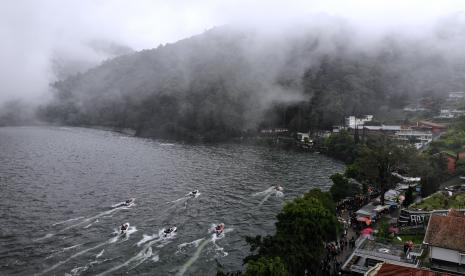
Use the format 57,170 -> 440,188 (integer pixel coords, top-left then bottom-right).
39,21 -> 465,141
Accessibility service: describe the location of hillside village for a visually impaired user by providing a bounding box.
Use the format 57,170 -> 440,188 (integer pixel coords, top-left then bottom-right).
257,91 -> 465,275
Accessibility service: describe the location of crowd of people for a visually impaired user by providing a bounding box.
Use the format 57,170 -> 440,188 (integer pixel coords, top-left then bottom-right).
320,218 -> 359,275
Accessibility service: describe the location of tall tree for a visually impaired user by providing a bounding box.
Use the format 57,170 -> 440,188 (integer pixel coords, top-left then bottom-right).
354,136 -> 408,205
244,257 -> 290,276
245,189 -> 340,275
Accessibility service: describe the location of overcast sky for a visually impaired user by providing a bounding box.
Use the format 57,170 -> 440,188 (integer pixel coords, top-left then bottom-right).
1,0 -> 465,103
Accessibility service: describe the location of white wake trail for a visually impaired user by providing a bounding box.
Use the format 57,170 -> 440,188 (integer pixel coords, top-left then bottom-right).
37,227 -> 135,275
36,205 -> 133,242
97,247 -> 155,276
97,229 -> 172,275
36,239 -> 112,275
52,216 -> 85,226
176,239 -> 210,276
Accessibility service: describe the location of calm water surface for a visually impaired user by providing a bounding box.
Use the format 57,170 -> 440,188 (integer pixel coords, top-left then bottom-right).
0,126 -> 343,275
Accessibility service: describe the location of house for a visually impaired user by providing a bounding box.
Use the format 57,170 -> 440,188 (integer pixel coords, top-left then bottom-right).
423,210 -> 465,274
346,115 -> 374,129
394,129 -> 433,149
416,121 -> 447,134
365,262 -> 451,276
403,105 -> 428,112
357,125 -> 402,135
259,128 -> 289,135
436,109 -> 465,119
449,92 -> 465,100
442,152 -> 465,174
342,237 -> 423,274
296,132 -> 311,143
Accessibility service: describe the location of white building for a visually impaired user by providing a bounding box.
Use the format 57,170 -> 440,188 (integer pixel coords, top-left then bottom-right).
296,132 -> 312,143
449,92 -> 465,99
403,106 -> 427,112
437,109 -> 465,119
394,129 -> 433,149
345,115 -> 373,129
423,210 -> 465,274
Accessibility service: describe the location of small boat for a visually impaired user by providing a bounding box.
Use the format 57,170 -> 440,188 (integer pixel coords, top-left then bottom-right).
163,226 -> 177,237
113,198 -> 135,208
187,190 -> 199,197
123,198 -> 135,206
214,223 -> 225,236
274,186 -> 284,192
120,223 -> 130,234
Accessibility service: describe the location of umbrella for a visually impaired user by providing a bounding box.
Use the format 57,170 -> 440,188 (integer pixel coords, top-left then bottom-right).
361,227 -> 374,236
357,216 -> 372,225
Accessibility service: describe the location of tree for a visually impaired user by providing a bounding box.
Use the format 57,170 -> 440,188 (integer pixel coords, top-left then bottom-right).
244,257 -> 290,276
354,137 -> 406,205
245,189 -> 340,275
329,173 -> 361,202
324,130 -> 357,163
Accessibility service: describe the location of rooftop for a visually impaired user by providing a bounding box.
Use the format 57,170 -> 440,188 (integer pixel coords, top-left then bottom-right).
424,211 -> 465,252
418,121 -> 447,129
367,262 -> 452,276
343,237 -> 422,273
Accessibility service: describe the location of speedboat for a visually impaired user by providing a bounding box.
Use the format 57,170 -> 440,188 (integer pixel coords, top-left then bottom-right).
123,198 -> 135,206
163,226 -> 177,237
120,223 -> 130,234
188,190 -> 199,197
275,186 -> 284,192
113,198 -> 135,208
214,223 -> 225,236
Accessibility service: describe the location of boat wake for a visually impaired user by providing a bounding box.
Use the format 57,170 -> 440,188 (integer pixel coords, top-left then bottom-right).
97,228 -> 173,275
35,203 -> 134,241
45,243 -> 82,260
36,227 -> 135,276
52,216 -> 85,226
176,226 -> 231,276
253,186 -> 284,206
68,249 -> 109,276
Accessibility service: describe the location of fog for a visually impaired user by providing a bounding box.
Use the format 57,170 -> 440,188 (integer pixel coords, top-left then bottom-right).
0,0 -> 465,111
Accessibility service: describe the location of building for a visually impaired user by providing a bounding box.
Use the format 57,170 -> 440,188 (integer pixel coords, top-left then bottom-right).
441,152 -> 465,174
259,128 -> 288,135
416,121 -> 447,134
394,129 -> 433,149
346,115 -> 374,129
343,237 -> 423,274
296,132 -> 312,143
449,92 -> 465,100
403,105 -> 428,112
437,109 -> 465,119
423,210 -> 465,274
365,262 -> 451,276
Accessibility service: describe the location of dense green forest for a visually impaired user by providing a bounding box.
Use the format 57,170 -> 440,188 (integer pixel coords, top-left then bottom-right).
38,24 -> 465,141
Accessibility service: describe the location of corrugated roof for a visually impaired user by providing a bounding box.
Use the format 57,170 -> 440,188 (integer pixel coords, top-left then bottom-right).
448,209 -> 465,218
424,212 -> 465,252
376,263 -> 451,276
418,121 -> 447,128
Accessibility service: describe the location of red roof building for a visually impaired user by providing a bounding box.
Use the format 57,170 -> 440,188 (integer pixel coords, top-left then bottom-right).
365,262 -> 451,276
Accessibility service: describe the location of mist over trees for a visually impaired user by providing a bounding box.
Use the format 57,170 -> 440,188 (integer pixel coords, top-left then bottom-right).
38,17 -> 465,141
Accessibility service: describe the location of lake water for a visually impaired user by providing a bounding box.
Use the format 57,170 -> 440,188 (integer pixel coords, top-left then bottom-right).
0,126 -> 343,275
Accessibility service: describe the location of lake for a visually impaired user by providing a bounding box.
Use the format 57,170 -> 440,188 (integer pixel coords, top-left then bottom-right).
0,126 -> 343,275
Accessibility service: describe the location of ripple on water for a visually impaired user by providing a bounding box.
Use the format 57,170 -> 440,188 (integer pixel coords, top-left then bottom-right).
0,126 -> 344,275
